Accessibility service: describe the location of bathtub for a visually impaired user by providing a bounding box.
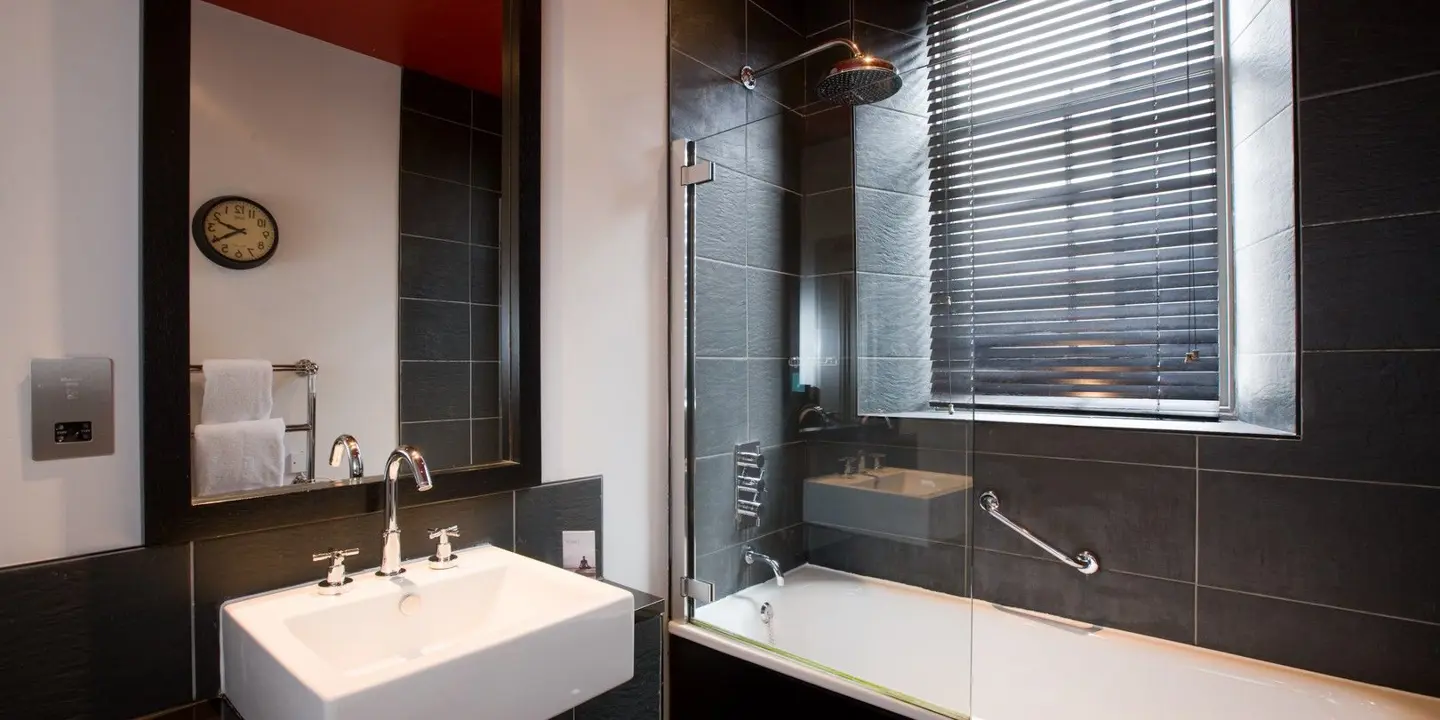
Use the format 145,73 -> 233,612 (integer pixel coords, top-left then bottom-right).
677,565 -> 1440,720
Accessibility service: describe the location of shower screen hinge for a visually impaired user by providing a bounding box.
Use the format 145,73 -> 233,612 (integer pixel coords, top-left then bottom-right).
682,577 -> 715,603
679,159 -> 714,187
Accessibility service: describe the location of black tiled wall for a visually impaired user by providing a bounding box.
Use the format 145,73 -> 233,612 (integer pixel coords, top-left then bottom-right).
399,69 -> 505,471
0,477 -> 621,717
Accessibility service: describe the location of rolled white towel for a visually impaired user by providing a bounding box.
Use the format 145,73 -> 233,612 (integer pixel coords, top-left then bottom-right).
200,359 -> 274,424
194,418 -> 287,497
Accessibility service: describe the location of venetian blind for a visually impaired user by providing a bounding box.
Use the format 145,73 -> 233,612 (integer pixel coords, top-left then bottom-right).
927,0 -> 1221,417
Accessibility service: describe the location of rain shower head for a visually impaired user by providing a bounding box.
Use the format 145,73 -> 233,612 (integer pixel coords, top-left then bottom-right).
739,38 -> 904,107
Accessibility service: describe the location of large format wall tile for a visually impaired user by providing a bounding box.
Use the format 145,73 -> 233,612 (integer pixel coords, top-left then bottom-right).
802,106 -> 852,194
693,164 -> 748,265
858,272 -> 931,358
746,0 -> 805,109
748,359 -> 793,450
694,443 -> 805,558
671,0 -> 746,75
1295,0 -> 1440,98
400,234 -> 470,302
802,188 -> 855,275
973,422 -> 1194,467
746,108 -> 803,191
808,525 -> 968,596
1302,213 -> 1440,351
401,68 -> 471,124
1198,471 -> 1440,623
746,178 -> 801,273
516,477 -> 603,572
1197,587 -> 1440,698
747,268 -> 797,359
671,49 -> 749,144
853,0 -> 928,36
854,105 -> 928,196
0,546 -> 192,719
400,172 -> 469,242
400,110 -> 470,183
695,259 -> 748,357
694,359 -> 751,458
973,454 -> 1196,581
400,299 -> 470,360
973,549 -> 1196,644
694,525 -> 806,601
1199,352 -> 1440,487
399,361 -> 471,422
856,187 -> 929,276
1299,74 -> 1440,224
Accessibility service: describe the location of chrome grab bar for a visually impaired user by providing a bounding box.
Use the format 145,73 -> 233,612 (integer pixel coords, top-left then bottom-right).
979,491 -> 1099,575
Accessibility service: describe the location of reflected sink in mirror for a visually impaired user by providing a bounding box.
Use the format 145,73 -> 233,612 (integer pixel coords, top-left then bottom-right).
805,469 -> 973,542
222,545 -> 634,720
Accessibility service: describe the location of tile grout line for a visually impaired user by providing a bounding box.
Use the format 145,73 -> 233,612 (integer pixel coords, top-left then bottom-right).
1298,68 -> 1440,102
973,546 -> 1192,586
466,89 -> 475,467
1194,436 -> 1200,645
1195,584 -> 1440,628
1303,207 -> 1440,229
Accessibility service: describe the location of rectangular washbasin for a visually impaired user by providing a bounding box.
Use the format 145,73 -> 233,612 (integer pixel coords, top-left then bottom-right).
805,469 -> 972,542
222,545 -> 634,720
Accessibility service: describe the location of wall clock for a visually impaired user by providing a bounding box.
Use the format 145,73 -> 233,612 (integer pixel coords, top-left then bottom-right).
191,195 -> 279,269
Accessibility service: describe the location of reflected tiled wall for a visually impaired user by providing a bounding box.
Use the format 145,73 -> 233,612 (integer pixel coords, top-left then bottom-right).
398,69 -> 504,470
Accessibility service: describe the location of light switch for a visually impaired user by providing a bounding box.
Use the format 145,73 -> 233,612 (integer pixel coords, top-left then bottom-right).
31,357 -> 115,461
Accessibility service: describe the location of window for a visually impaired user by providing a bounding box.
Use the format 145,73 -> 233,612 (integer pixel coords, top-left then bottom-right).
927,0 -> 1223,418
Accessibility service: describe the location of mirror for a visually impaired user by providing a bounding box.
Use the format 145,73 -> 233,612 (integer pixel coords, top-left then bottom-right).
185,0 -> 512,502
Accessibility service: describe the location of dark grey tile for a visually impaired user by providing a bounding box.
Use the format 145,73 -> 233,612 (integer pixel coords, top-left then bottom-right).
472,91 -> 502,134
974,549 -> 1195,643
854,0 -> 928,36
854,21 -> 927,74
695,259 -> 748,358
747,1 -> 805,110
802,26 -> 854,107
400,235 -> 469,302
672,48 -> 749,146
471,244 -> 500,305
804,0 -> 850,36
400,299 -> 470,360
802,188 -> 855,274
402,69 -> 471,125
671,0 -> 746,75
516,477 -> 604,571
471,418 -> 502,465
472,188 -> 500,247
1295,0 -> 1440,98
401,172 -> 469,242
401,109 -> 470,183
1199,352 -> 1440,487
973,422 -> 1196,467
576,616 -> 664,720
0,546 -> 191,719
472,361 -> 500,419
1302,213 -> 1440,350
854,105 -> 927,196
748,359 -> 793,449
471,129 -> 502,192
695,524 -> 806,601
747,269 -> 796,359
694,164 -> 748,264
840,416 -> 973,454
808,524 -> 968,597
192,494 -> 513,695
1299,74 -> 1440,224
1197,587 -> 1440,697
693,121 -> 748,173
858,272 -> 930,358
750,0 -> 801,33
856,189 -> 928,275
400,361 -> 470,422
472,304 -> 500,361
746,178 -> 802,273
974,454 -> 1196,581
871,63 -> 928,117
747,108 -> 803,192
401,420 -> 471,471
695,443 -> 806,556
694,359 -> 750,457
1199,471 -> 1440,623
802,106 -> 853,194
857,358 -> 931,414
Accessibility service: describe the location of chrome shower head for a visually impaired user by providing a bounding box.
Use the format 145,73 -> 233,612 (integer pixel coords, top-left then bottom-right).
816,55 -> 903,106
739,38 -> 904,107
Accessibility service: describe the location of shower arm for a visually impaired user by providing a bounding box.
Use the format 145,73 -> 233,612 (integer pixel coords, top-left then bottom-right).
740,38 -> 863,89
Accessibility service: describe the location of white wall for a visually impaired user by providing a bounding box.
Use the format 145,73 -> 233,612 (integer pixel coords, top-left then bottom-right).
189,1 -> 401,479
539,0 -> 670,594
0,0 -> 143,567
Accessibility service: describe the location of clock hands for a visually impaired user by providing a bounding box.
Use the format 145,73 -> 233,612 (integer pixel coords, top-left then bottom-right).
216,218 -> 247,234
212,228 -> 246,242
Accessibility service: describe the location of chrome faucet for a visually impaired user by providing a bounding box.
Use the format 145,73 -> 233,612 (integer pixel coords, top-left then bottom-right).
744,544 -> 785,587
328,434 -> 364,479
378,445 -> 434,576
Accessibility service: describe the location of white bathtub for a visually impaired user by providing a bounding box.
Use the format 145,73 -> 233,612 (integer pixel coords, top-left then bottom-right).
679,565 -> 1440,720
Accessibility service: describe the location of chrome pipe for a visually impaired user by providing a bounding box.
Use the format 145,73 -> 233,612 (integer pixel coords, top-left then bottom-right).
744,544 -> 785,587
378,446 -> 434,576
740,38 -> 862,89
978,491 -> 1099,575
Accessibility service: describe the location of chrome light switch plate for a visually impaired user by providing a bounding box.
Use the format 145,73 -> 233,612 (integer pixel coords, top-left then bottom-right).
31,357 -> 115,461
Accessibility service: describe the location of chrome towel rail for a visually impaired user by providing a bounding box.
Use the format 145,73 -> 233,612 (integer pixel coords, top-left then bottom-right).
979,491 -> 1099,575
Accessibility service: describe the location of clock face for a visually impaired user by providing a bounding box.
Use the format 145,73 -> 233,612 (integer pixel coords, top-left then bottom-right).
192,196 -> 279,269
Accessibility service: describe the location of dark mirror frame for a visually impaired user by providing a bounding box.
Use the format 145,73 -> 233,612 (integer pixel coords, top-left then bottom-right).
141,0 -> 542,544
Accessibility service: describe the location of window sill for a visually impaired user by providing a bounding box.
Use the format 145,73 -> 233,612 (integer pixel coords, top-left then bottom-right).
876,409 -> 1297,437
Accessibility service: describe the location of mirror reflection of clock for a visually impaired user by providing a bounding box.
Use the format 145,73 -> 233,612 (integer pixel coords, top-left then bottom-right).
191,195 -> 279,269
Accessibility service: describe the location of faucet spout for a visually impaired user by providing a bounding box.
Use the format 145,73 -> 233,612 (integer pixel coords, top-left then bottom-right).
328,434 -> 364,479
744,544 -> 785,587
378,445 -> 433,576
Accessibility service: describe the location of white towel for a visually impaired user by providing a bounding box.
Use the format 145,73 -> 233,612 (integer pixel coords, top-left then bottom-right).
193,419 -> 287,497
201,359 -> 274,424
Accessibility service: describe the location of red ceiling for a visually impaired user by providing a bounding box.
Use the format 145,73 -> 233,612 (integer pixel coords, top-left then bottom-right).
206,0 -> 504,96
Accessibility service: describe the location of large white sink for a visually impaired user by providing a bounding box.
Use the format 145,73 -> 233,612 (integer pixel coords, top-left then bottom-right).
221,545 -> 634,720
